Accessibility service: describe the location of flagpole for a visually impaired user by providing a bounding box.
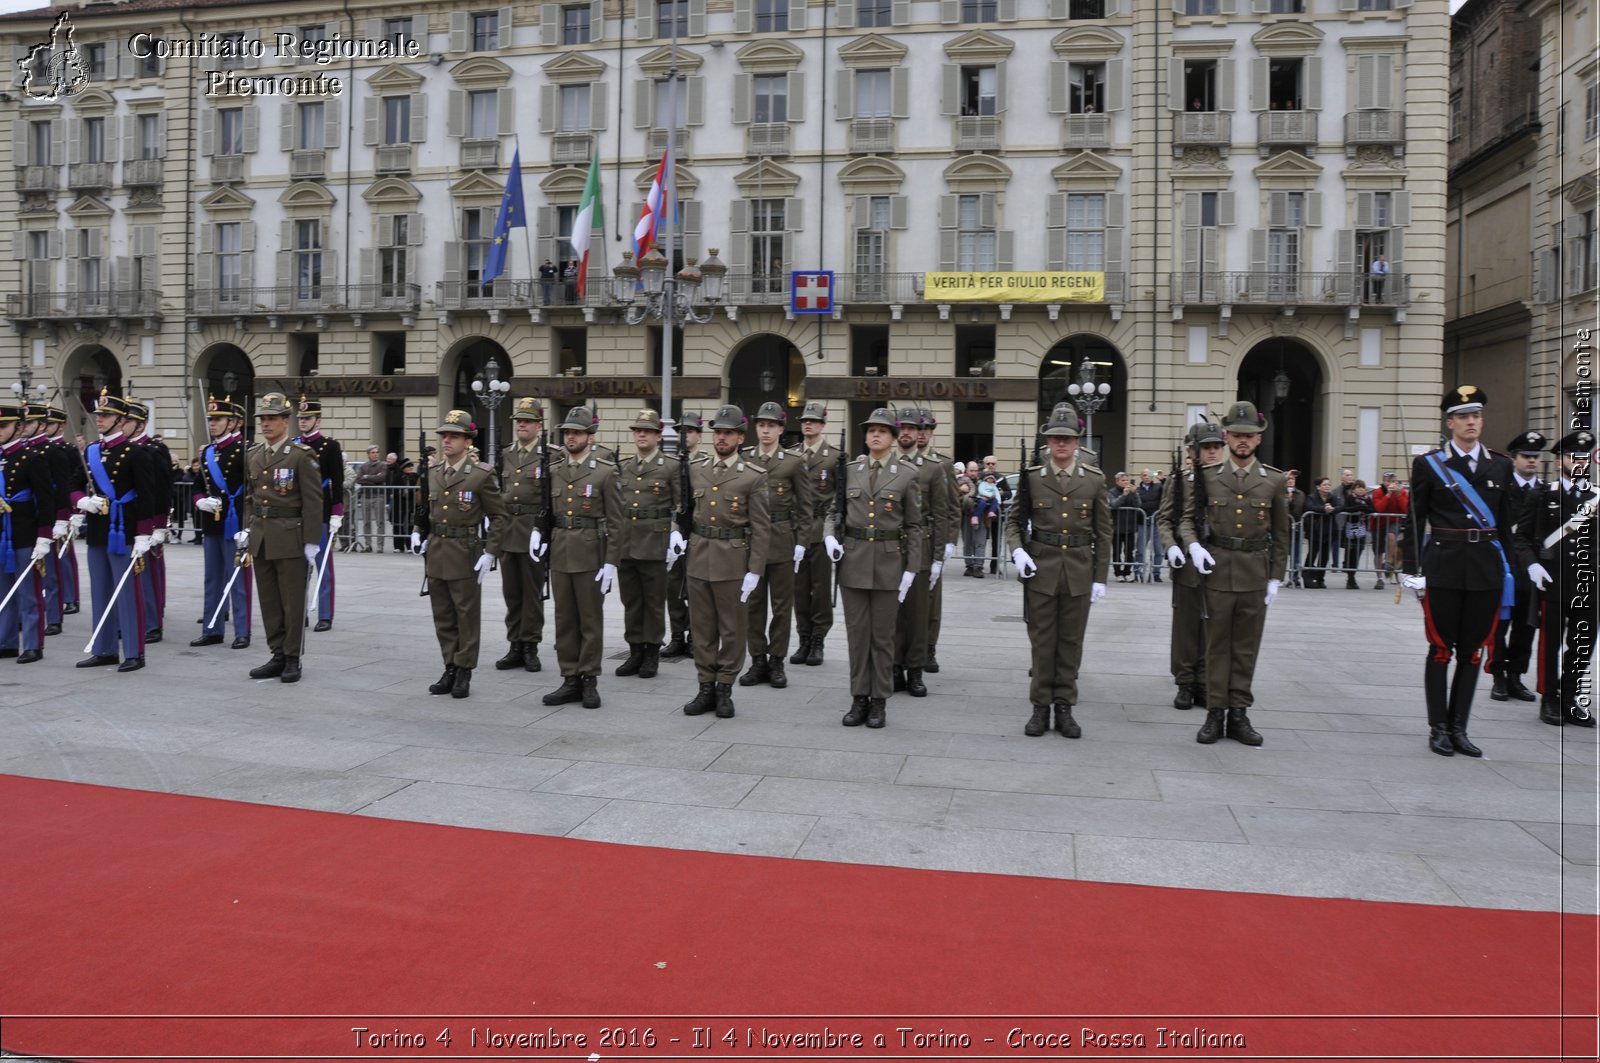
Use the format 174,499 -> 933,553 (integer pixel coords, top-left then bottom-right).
515,137 -> 536,303
659,12 -> 678,444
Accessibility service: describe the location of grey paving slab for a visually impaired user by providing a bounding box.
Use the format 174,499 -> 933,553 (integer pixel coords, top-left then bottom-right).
706,743 -> 906,784
692,717 -> 957,757
737,775 -> 955,822
0,747 -> 249,792
1488,760 -> 1600,792
175,763 -> 412,813
356,780 -> 606,835
949,731 -> 1228,771
1371,780 -> 1592,825
1421,854 -> 1598,914
538,760 -> 760,807
533,731 -> 730,770
1152,770 -> 1395,812
1232,806 -> 1560,862
356,746 -> 575,791
898,754 -> 1159,801
565,799 -> 816,857
795,818 -> 1077,878
190,731 -> 406,772
361,716 -> 556,756
1073,835 -> 1462,905
1518,820 -> 1600,865
944,789 -> 1246,842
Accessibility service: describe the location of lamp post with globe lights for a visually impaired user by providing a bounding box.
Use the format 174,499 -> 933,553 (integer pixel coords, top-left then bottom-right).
470,356 -> 513,467
1065,360 -> 1113,444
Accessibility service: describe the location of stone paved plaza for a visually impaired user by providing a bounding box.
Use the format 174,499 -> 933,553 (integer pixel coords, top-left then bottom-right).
2,546 -> 1594,914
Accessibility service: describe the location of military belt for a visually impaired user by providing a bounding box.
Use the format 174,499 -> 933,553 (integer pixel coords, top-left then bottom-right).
1429,526 -> 1499,543
253,505 -> 302,519
553,515 -> 600,530
769,508 -> 795,524
844,526 -> 901,542
626,506 -> 675,520
693,522 -> 748,540
506,503 -> 542,516
432,525 -> 480,540
1031,530 -> 1097,548
1206,533 -> 1272,553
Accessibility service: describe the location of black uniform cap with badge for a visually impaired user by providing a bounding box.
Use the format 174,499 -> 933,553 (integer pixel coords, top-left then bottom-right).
297,397 -> 323,419
1506,430 -> 1547,456
1441,384 -> 1486,416
93,389 -> 130,418
1553,429 -> 1596,481
206,394 -> 245,420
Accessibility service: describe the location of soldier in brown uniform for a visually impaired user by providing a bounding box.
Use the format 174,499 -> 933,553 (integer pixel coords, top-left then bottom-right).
739,401 -> 809,690
787,401 -> 836,667
490,397 -> 548,673
241,393 -> 325,684
916,409 -> 961,673
892,410 -> 950,698
614,407 -> 680,680
663,412 -> 704,659
1179,400 -> 1289,746
541,406 -> 622,710
1005,406 -> 1111,738
410,410 -> 506,700
825,408 -> 923,729
1158,421 -> 1226,710
680,405 -> 771,719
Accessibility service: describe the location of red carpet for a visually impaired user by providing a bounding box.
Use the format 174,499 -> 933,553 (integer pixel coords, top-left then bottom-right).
1,774 -> 1594,1061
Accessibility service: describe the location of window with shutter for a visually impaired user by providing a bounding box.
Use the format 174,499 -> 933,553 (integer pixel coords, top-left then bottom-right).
955,194 -> 997,271
858,0 -> 893,24
564,4 -> 592,43
658,0 -> 689,38
961,0 -> 997,21
750,199 -> 786,294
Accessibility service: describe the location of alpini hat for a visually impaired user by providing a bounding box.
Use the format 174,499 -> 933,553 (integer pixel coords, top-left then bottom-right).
1221,400 -> 1266,435
558,405 -> 597,432
93,389 -> 130,417
629,407 -> 664,432
861,407 -> 899,431
798,401 -> 828,423
709,404 -> 748,431
754,401 -> 787,424
680,411 -> 704,432
436,409 -> 477,436
255,393 -> 293,418
1441,385 -> 1486,415
1193,421 -> 1225,446
510,397 -> 545,421
1041,406 -> 1083,438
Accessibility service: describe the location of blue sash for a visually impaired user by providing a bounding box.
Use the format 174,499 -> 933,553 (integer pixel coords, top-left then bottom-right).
295,436 -> 334,499
0,461 -> 23,574
86,443 -> 138,557
204,442 -> 243,540
1424,451 -> 1514,619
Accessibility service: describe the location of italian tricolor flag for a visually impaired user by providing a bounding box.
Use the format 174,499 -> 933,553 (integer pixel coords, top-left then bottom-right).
570,154 -> 603,298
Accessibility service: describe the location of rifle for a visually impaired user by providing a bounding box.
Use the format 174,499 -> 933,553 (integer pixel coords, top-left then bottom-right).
832,426 -> 847,607
539,426 -> 554,601
1170,440 -> 1184,608
415,424 -> 431,597
676,424 -> 694,539
1192,442 -> 1211,620
1017,434 -> 1033,621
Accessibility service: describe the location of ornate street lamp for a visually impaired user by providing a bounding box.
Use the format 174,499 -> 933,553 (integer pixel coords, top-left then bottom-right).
11,363 -> 46,403
1065,359 -> 1113,443
470,355 -> 512,466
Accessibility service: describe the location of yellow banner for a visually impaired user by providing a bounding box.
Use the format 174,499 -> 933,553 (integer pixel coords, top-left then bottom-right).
923,271 -> 1105,303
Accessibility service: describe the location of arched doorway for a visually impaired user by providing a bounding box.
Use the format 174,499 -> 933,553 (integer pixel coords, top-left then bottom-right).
728,335 -> 805,444
446,337 -> 513,463
1237,338 -> 1322,478
1038,335 -> 1128,475
62,344 -> 123,438
196,344 -> 256,440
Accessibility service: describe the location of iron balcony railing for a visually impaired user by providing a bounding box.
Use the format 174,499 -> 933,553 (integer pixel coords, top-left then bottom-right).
1173,111 -> 1231,152
68,162 -> 113,190
1062,113 -> 1110,150
550,133 -> 594,165
123,158 -> 163,186
848,119 -> 895,154
1169,271 -> 1409,307
434,279 -> 533,311
189,284 -> 422,315
15,165 -> 58,192
1344,110 -> 1404,151
5,289 -> 162,318
954,115 -> 1002,152
1257,110 -> 1318,150
374,145 -> 413,174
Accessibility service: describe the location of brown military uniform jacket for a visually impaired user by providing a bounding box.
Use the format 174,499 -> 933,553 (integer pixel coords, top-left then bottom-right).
788,439 -> 839,546
1157,462 -> 1204,589
901,451 -> 951,571
549,451 -> 621,574
827,455 -> 924,590
421,459 -> 506,580
615,449 -> 681,561
244,439 -> 325,561
1180,458 -> 1290,590
489,441 -> 548,556
743,446 -> 810,558
925,448 -> 962,551
686,456 -> 770,581
1004,456 -> 1112,596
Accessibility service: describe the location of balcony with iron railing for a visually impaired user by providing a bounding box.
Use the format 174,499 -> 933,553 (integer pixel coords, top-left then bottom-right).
1344,110 -> 1404,157
460,138 -> 499,170
848,119 -> 895,155
551,132 -> 594,165
211,155 -> 244,182
1257,111 -> 1318,155
189,285 -> 341,315
15,165 -> 58,192
69,162 -> 112,191
1168,270 -> 1408,307
374,145 -> 413,174
6,289 -> 162,320
1062,114 -> 1110,151
746,123 -> 792,158
953,115 -> 1002,152
645,127 -> 692,160
434,279 -> 533,312
123,158 -> 163,187
290,150 -> 326,179
1173,112 -> 1232,156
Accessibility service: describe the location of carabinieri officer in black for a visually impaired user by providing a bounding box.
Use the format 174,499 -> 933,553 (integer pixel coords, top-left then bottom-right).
1401,385 -> 1519,758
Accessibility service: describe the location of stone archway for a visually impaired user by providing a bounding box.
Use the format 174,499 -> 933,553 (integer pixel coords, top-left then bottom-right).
442,336 -> 513,462
727,333 -> 805,441
61,344 -> 124,438
1237,337 -> 1323,478
194,343 -> 256,440
1038,334 -> 1127,475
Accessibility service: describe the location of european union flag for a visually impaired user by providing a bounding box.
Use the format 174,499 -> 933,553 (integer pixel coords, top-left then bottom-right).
483,149 -> 525,284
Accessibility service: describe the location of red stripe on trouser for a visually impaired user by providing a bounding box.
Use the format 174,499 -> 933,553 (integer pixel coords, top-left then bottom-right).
1468,612 -> 1499,667
1421,595 -> 1452,663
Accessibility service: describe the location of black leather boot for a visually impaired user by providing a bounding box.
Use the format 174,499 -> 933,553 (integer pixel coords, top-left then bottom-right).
714,682 -> 735,718
892,666 -> 907,692
1540,695 -> 1566,726
789,638 -> 811,666
1226,708 -> 1263,746
1490,670 -> 1509,701
1447,665 -> 1484,757
683,682 -> 717,715
494,642 -> 525,670
768,657 -> 787,688
542,676 -> 583,705
580,675 -> 602,709
615,643 -> 645,677
1173,684 -> 1194,710
1191,683 -> 1208,710
1505,675 -> 1537,702
1425,659 -> 1454,755
865,697 -> 887,728
1196,709 -> 1226,744
905,668 -> 927,697
924,645 -> 940,674
428,665 -> 458,695
250,654 -> 287,680
279,656 -> 302,684
637,644 -> 660,679
842,696 -> 868,727
662,635 -> 688,659
1025,704 -> 1050,737
450,667 -> 472,699
738,654 -> 770,686
805,638 -> 824,666
1053,702 -> 1081,739
523,642 -> 541,672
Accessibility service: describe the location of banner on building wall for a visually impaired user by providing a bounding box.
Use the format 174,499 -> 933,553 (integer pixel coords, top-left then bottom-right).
923,272 -> 1105,303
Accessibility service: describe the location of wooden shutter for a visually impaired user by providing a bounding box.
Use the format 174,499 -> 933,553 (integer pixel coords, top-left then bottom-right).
536,206 -> 556,264
1391,190 -> 1410,226
450,10 -> 469,52
1218,192 -> 1235,226
891,69 -> 909,118
590,81 -> 609,131
733,0 -> 752,33
635,80 -> 654,129
997,231 -> 1014,270
1303,57 -> 1322,110
591,0 -> 605,41
835,69 -> 854,120
363,98 -> 380,145
1050,62 -> 1069,114
940,0 -> 959,23
892,0 -> 910,24
728,200 -> 748,277
498,6 -> 514,48
635,0 -> 654,40
836,0 -> 856,28
1106,58 -> 1125,112
497,88 -> 515,135
541,3 -> 559,45
242,106 -> 259,152
279,103 -> 295,152
1267,192 -> 1287,228
1354,192 -> 1373,229
410,94 -> 428,142
1305,192 -> 1322,227
540,85 -> 557,133
733,74 -> 751,125
324,100 -> 341,149
788,72 -> 806,124
1218,59 -> 1235,111
1250,57 -> 1268,111
941,64 -> 959,116
1168,58 -> 1185,111
359,248 -> 376,288
688,0 -> 705,36
687,76 -> 705,125
785,197 -> 805,233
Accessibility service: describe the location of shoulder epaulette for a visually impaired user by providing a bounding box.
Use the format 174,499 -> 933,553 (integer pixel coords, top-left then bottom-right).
477,461 -> 493,473
1081,463 -> 1102,474
1260,463 -> 1283,475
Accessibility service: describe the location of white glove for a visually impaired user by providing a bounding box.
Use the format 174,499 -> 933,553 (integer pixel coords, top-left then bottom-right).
233,529 -> 250,548
1167,544 -> 1186,568
1187,542 -> 1215,574
68,514 -> 85,535
1090,582 -> 1105,604
76,495 -> 106,515
943,542 -> 956,564
929,560 -> 945,587
739,571 -> 760,602
528,528 -> 547,560
303,543 -> 319,564
1264,578 -> 1281,607
150,527 -> 169,546
667,529 -> 686,569
327,514 -> 343,534
1401,574 -> 1426,600
410,531 -> 423,554
475,553 -> 493,585
1528,563 -> 1552,591
195,497 -> 222,514
897,570 -> 916,603
793,543 -> 806,572
596,562 -> 616,594
132,534 -> 152,558
1012,547 -> 1036,579
825,535 -> 844,561
31,537 -> 51,562
52,520 -> 68,539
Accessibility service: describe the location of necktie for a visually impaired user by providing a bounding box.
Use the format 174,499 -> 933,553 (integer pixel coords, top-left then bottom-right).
869,460 -> 880,492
